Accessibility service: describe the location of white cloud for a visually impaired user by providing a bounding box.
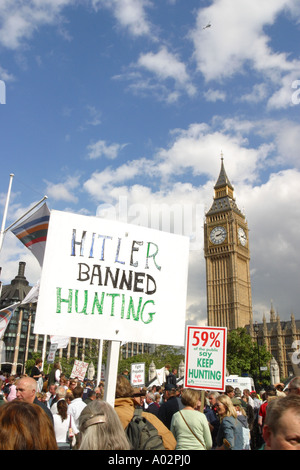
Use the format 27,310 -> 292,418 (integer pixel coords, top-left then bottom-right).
190,0 -> 300,108
92,0 -> 154,38
81,114 -> 300,322
85,106 -> 102,127
83,158 -> 151,201
240,83 -> 269,103
137,47 -> 196,97
115,45 -> 197,103
0,0 -> 72,50
204,88 -> 226,102
154,121 -> 271,185
44,175 -> 80,203
237,169 -> 300,318
86,139 -> 127,160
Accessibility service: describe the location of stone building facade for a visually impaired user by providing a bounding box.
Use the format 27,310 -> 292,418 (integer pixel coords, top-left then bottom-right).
247,304 -> 300,379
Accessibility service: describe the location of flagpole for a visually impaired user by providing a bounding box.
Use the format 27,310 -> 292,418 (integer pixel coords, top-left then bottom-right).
0,173 -> 14,253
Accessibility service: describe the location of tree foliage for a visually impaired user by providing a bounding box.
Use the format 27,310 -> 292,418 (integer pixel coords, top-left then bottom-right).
118,345 -> 185,382
26,329 -> 273,389
226,328 -> 272,386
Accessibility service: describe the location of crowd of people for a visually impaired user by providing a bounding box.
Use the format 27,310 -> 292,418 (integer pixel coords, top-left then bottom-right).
0,362 -> 299,451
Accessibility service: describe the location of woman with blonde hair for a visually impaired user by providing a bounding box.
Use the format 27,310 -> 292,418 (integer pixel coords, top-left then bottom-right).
78,400 -> 131,450
170,389 -> 212,450
215,394 -> 245,450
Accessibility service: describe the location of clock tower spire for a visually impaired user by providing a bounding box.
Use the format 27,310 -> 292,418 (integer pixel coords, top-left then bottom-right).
204,155 -> 253,330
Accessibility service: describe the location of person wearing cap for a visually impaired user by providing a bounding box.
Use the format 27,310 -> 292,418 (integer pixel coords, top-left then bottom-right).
158,384 -> 184,430
121,368 -> 130,381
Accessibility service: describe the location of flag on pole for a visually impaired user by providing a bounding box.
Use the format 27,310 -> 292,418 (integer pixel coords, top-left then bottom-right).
0,302 -> 20,339
11,203 -> 50,267
21,281 -> 40,305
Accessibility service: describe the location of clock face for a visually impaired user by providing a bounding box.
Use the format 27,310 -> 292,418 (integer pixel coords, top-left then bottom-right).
209,226 -> 227,245
238,227 -> 247,246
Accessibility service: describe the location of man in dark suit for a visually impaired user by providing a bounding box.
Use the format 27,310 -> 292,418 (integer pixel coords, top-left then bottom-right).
158,384 -> 183,429
144,392 -> 160,416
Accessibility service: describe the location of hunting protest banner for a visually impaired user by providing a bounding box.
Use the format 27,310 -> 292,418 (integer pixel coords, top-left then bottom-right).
70,360 -> 89,382
184,325 -> 227,391
34,210 -> 189,346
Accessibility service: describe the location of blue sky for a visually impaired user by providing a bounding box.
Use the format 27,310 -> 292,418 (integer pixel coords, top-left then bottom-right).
0,0 -> 300,326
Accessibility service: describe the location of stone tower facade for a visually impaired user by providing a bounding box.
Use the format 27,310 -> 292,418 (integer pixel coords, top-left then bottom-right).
204,157 -> 253,330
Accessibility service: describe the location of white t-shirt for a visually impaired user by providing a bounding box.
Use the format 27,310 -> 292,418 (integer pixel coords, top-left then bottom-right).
53,414 -> 78,443
67,398 -> 87,428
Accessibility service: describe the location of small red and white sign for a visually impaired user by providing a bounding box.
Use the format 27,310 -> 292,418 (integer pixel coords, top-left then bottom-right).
184,325 -> 227,391
130,362 -> 145,388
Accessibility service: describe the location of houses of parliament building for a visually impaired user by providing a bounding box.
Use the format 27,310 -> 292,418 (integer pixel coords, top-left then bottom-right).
1,158 -> 299,379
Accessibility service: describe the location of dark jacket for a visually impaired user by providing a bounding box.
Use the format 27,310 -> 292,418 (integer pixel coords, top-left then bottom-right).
158,396 -> 183,429
33,397 -> 54,424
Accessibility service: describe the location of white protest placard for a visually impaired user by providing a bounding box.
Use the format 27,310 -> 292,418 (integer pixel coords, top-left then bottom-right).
50,335 -> 69,349
34,210 -> 189,346
70,360 -> 89,382
47,343 -> 58,364
156,366 -> 166,385
130,363 -> 145,388
184,325 -> 227,391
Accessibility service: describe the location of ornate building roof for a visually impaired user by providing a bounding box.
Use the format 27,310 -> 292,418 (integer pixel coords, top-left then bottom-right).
214,156 -> 234,190
206,157 -> 244,217
0,261 -> 31,305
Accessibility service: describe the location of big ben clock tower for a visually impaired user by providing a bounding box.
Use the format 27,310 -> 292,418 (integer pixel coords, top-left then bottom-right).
204,156 -> 253,330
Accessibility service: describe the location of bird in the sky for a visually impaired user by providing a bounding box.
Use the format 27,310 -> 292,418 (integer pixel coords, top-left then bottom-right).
203,23 -> 211,30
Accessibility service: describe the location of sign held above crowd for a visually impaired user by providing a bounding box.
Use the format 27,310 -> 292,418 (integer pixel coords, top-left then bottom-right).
184,325 -> 227,392
34,210 -> 189,347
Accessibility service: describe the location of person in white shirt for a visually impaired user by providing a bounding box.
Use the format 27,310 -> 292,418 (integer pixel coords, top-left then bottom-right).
243,389 -> 255,408
53,399 -> 78,449
67,385 -> 86,428
50,386 -> 67,415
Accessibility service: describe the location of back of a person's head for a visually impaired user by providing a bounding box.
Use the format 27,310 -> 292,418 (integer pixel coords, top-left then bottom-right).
73,385 -> 84,399
181,388 -> 200,408
57,399 -> 68,421
56,386 -> 67,399
0,401 -> 57,450
78,400 -> 130,450
115,375 -> 134,398
266,385 -> 276,398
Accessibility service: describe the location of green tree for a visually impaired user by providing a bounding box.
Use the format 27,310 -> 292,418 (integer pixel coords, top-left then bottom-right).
227,328 -> 272,387
118,345 -> 185,383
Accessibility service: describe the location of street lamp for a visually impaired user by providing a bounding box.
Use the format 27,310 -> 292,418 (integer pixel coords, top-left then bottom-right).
253,321 -> 262,385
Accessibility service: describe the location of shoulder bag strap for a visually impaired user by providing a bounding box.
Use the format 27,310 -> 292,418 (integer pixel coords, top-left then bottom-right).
179,411 -> 206,449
